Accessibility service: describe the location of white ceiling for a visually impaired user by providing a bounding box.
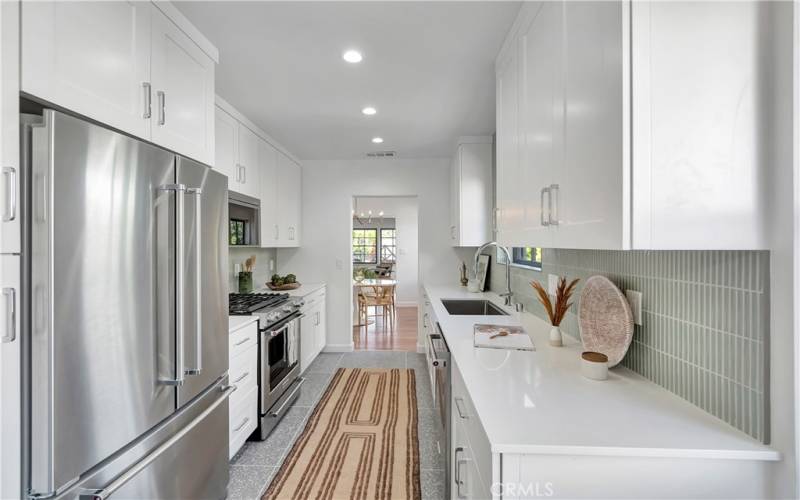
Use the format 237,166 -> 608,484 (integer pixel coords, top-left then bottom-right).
176,1 -> 520,160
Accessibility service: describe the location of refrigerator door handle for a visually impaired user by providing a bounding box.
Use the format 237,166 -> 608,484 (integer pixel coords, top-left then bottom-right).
78,385 -> 236,500
159,183 -> 186,386
185,187 -> 202,375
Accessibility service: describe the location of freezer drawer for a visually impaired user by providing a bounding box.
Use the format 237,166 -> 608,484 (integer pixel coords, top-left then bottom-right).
60,379 -> 233,500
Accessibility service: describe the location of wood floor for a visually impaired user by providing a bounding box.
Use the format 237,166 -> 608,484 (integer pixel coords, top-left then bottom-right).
353,305 -> 418,351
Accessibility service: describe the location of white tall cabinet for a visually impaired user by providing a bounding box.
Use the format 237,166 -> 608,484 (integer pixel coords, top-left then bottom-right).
0,2 -> 20,498
495,0 -> 774,250
21,1 -> 217,165
450,137 -> 493,247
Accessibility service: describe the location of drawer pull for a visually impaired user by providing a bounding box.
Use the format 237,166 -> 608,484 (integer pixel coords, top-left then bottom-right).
233,417 -> 250,432
454,397 -> 469,419
455,446 -> 467,498
234,337 -> 250,347
233,371 -> 250,384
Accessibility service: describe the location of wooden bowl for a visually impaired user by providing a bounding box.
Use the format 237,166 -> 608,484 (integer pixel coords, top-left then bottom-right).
266,282 -> 301,291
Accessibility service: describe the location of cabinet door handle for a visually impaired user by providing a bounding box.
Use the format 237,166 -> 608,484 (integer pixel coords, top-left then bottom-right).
233,371 -> 250,384
423,313 -> 428,328
454,446 -> 467,498
493,207 -> 499,234
157,90 -> 166,126
233,417 -> 250,433
142,82 -> 152,119
241,165 -> 246,184
548,183 -> 559,226
234,337 -> 249,347
1,287 -> 15,343
3,167 -> 16,222
540,187 -> 551,227
454,397 -> 469,419
274,224 -> 279,240
315,311 -> 320,326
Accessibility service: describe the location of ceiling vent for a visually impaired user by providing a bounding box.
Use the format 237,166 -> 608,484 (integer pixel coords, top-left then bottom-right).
366,151 -> 397,158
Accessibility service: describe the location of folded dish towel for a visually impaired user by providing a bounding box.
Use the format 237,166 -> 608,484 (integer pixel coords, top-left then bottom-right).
473,324 -> 535,351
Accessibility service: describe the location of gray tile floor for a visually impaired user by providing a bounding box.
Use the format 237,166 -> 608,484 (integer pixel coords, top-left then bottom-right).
227,352 -> 446,499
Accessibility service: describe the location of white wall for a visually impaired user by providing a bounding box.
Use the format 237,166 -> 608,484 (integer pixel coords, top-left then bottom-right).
354,196 -> 419,306
277,158 -> 474,351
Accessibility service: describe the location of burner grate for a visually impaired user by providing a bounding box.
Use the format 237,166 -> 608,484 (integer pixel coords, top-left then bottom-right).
229,292 -> 289,314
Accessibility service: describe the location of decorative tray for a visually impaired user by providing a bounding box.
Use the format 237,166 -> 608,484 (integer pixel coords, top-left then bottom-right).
473,324 -> 535,351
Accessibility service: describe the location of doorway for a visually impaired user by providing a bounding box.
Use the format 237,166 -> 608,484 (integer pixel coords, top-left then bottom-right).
351,196 -> 419,351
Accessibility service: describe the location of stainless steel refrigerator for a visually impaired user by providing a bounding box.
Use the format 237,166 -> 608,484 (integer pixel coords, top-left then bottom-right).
23,109 -> 231,499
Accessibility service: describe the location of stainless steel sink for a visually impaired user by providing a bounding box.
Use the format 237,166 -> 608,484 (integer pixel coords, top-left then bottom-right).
441,299 -> 508,316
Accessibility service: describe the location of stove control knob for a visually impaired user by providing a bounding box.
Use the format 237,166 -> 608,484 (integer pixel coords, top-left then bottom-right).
282,305 -> 293,312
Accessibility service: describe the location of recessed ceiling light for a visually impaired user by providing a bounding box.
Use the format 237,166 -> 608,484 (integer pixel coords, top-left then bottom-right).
371,137 -> 384,144
342,50 -> 362,63
362,106 -> 377,116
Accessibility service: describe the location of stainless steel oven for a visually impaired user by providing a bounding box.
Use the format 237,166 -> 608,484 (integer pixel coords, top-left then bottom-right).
428,323 -> 451,499
258,313 -> 304,439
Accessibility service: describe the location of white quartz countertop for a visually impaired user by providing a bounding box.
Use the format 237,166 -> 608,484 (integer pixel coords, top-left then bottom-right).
252,282 -> 326,298
228,315 -> 259,333
424,284 -> 780,460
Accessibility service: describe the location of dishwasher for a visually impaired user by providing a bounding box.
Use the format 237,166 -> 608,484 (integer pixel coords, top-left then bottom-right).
427,323 -> 451,499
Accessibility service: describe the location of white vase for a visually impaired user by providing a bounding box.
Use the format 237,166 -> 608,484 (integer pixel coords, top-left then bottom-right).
549,326 -> 563,347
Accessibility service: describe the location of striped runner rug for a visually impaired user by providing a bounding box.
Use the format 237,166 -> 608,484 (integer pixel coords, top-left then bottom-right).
264,368 -> 421,500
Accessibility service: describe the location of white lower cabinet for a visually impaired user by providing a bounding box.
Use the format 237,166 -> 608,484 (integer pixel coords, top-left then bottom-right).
228,320 -> 258,459
451,360 -> 491,500
450,354 -> 771,499
0,255 -> 21,500
299,287 -> 326,373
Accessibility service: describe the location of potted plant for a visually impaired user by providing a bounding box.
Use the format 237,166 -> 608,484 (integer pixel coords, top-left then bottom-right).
531,276 -> 579,347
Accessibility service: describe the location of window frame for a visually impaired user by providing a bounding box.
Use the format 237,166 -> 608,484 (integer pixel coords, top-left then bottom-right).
352,228 -> 379,264
379,228 -> 397,264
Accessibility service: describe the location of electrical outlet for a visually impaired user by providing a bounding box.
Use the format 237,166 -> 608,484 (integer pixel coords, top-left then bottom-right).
548,274 -> 559,295
626,290 -> 643,325
269,259 -> 275,272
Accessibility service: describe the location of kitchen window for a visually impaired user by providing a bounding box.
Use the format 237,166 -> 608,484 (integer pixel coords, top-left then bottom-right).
380,229 -> 396,263
512,247 -> 542,269
498,246 -> 542,270
352,229 -> 378,264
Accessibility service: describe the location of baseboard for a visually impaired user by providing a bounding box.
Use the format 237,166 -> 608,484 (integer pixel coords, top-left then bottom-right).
323,343 -> 354,353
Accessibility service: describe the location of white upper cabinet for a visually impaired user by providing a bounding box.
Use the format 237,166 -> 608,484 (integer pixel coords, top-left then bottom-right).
150,6 -> 215,165
217,96 -> 302,248
494,36 -> 524,247
556,0 -> 628,249
495,0 -> 772,250
450,138 -> 493,247
214,107 -> 238,184
275,153 -> 301,247
21,1 -> 216,165
214,105 -> 261,199
235,123 -> 260,199
631,1 -> 770,249
21,1 -> 152,139
258,140 -> 279,246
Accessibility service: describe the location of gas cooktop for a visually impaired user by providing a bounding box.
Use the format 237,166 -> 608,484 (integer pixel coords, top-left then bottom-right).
229,292 -> 289,315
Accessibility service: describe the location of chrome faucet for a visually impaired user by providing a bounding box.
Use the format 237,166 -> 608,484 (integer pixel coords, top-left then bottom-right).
474,242 -> 522,311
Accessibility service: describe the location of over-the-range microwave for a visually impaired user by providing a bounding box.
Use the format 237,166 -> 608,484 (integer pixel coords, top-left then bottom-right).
229,191 -> 260,246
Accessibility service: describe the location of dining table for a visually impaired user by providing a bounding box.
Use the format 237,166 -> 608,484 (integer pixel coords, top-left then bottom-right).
352,278 -> 397,326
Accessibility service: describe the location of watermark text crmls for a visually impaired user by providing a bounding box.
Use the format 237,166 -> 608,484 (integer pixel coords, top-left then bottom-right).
491,481 -> 555,497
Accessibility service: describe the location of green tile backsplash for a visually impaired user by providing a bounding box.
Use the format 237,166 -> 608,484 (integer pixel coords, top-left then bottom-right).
489,249 -> 770,442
